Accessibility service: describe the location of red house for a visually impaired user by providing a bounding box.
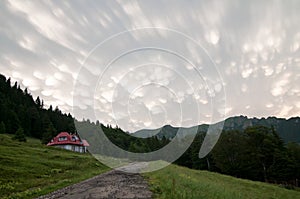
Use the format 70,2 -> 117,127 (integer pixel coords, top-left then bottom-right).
47,132 -> 89,153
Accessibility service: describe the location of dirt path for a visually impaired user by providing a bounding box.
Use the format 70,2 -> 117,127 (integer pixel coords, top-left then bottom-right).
37,163 -> 152,199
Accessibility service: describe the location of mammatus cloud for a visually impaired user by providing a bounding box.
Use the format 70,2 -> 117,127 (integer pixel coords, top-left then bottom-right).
0,0 -> 299,132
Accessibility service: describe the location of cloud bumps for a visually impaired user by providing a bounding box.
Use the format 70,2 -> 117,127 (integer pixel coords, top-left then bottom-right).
0,0 -> 299,132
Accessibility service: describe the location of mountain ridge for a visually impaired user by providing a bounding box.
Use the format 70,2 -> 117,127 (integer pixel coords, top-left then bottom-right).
133,115 -> 300,143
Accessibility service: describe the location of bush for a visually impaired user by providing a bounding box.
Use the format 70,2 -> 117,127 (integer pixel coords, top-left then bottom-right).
12,127 -> 26,142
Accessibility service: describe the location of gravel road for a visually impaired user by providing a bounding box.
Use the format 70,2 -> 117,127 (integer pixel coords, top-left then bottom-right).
37,162 -> 153,199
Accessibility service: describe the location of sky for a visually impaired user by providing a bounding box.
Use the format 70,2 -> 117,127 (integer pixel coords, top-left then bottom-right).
0,0 -> 299,132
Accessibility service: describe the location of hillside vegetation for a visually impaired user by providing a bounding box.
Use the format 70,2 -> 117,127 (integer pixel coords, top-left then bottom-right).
175,126 -> 300,185
144,164 -> 300,199
0,134 -> 108,199
0,74 -> 75,143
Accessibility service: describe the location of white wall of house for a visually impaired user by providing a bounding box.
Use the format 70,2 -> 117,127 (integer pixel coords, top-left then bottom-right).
55,145 -> 87,153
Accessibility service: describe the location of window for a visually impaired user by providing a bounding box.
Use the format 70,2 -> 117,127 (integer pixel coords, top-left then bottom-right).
72,136 -> 79,141
58,136 -> 67,141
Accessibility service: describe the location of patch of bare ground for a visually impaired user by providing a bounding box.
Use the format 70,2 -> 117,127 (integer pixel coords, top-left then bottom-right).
36,169 -> 152,199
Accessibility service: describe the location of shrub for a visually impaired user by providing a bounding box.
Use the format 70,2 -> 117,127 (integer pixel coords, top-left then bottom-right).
12,127 -> 26,142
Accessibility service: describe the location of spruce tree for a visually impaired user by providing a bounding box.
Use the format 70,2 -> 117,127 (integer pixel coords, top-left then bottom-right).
12,127 -> 26,142
0,121 -> 5,134
41,123 -> 56,144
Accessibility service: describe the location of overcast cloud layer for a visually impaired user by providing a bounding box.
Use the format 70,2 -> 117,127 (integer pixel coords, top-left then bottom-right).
0,0 -> 299,132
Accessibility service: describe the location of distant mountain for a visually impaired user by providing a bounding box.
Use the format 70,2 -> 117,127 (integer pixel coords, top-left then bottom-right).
223,116 -> 300,143
133,116 -> 300,143
133,124 -> 209,139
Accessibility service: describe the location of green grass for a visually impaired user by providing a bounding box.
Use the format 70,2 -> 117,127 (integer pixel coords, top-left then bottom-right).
0,134 -> 109,199
144,164 -> 300,199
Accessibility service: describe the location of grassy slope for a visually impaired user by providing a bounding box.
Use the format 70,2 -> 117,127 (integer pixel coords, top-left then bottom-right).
144,164 -> 300,199
0,134 -> 109,199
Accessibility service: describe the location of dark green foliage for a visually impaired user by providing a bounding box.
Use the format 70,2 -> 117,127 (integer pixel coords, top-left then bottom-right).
172,126 -> 300,187
77,120 -> 169,155
242,126 -> 287,182
41,123 -> 57,144
12,127 -> 26,142
0,121 -> 5,134
286,142 -> 300,182
211,130 -> 248,177
0,73 -> 75,140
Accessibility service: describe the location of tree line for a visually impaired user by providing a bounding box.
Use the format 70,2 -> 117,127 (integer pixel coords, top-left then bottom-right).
0,73 -> 169,150
175,126 -> 300,188
0,74 -> 75,143
76,119 -> 170,154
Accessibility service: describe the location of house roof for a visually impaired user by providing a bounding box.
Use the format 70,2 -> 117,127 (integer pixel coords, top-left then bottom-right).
82,139 -> 90,146
47,132 -> 89,147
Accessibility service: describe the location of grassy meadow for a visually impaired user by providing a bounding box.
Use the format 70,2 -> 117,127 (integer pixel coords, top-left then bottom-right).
0,134 -> 109,199
144,164 -> 300,199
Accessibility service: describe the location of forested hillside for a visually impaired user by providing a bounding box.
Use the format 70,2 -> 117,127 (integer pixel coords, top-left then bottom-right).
0,73 -> 169,149
175,126 -> 300,186
76,120 -> 170,154
0,74 -> 75,143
